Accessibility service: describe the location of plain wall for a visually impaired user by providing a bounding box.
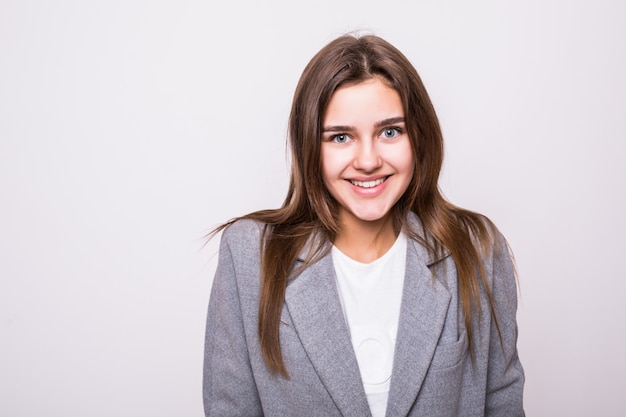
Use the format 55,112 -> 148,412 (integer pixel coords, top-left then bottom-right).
1,0 -> 625,415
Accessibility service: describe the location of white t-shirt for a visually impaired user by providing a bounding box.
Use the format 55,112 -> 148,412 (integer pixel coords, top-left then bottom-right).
331,232 -> 407,417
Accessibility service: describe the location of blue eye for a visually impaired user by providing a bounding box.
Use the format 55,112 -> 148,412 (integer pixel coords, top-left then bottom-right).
332,134 -> 350,143
381,127 -> 401,139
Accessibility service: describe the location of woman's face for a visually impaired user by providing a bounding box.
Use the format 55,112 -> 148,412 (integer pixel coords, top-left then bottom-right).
321,78 -> 415,229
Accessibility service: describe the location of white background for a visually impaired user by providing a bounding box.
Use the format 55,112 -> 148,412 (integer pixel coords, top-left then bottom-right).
1,0 -> 625,415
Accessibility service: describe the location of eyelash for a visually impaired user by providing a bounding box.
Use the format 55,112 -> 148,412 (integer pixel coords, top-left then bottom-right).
327,126 -> 404,143
330,134 -> 350,143
381,126 -> 403,139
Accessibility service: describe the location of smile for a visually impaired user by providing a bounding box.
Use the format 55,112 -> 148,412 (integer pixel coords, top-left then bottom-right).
349,177 -> 388,188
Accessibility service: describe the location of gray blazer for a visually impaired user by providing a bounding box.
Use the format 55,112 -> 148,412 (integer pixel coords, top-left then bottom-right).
203,215 -> 525,416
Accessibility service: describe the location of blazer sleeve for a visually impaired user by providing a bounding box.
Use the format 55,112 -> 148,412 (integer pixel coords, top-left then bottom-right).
203,229 -> 263,417
485,232 -> 526,416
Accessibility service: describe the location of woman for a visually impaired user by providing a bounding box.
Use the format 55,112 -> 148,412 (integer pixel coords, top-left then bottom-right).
203,33 -> 525,417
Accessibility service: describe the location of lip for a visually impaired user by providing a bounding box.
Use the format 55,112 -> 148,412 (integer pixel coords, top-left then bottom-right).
350,176 -> 387,188
346,175 -> 390,196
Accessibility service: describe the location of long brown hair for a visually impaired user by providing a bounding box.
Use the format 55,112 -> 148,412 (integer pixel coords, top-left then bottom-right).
212,33 -> 500,376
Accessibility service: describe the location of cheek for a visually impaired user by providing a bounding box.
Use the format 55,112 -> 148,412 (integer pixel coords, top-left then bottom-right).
321,147 -> 345,180
320,148 -> 332,182
395,146 -> 416,196
389,142 -> 415,176
403,155 -> 416,178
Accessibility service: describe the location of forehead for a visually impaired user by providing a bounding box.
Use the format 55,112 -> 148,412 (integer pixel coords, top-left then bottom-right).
323,78 -> 403,125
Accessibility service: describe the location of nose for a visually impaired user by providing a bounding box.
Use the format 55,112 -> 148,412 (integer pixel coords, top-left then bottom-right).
353,140 -> 382,172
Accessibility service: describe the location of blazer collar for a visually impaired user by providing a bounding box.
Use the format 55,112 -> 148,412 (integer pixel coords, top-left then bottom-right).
385,236 -> 452,417
285,252 -> 372,417
286,213 -> 451,416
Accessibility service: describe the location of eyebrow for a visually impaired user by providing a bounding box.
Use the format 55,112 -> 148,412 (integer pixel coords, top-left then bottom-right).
322,117 -> 405,132
375,117 -> 405,128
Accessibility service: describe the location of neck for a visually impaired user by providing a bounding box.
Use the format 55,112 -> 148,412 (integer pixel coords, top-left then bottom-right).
333,213 -> 398,263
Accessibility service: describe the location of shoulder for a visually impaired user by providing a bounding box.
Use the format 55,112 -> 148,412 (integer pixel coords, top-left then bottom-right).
455,210 -> 509,264
213,219 -> 266,281
473,219 -> 519,306
216,218 -> 265,259
221,218 -> 264,242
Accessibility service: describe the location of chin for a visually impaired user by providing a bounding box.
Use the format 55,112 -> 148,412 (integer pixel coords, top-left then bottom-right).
349,208 -> 393,223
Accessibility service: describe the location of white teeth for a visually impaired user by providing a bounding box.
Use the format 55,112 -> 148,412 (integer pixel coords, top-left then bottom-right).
350,177 -> 386,188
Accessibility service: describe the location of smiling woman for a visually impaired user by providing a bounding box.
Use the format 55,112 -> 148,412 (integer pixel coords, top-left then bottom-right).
321,78 -> 414,262
203,33 -> 525,417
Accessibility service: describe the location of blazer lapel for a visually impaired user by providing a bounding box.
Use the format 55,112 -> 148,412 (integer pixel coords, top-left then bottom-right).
285,251 -> 372,417
385,237 -> 452,417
